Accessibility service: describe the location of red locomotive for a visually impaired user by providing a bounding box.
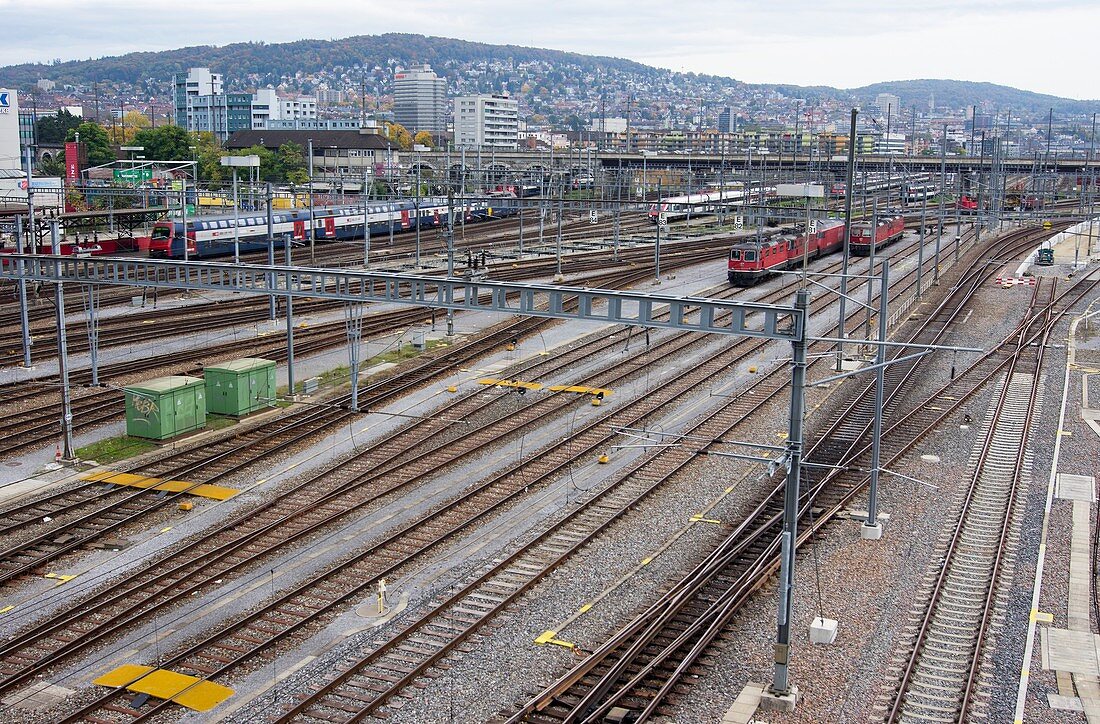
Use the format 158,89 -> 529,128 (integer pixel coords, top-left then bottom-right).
849,215 -> 904,256
957,196 -> 978,211
727,220 -> 846,286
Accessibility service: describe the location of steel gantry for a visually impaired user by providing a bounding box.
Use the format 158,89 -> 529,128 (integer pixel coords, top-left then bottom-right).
2,254 -> 811,703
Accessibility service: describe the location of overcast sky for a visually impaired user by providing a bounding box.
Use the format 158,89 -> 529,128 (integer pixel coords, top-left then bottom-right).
3,0 -> 1098,100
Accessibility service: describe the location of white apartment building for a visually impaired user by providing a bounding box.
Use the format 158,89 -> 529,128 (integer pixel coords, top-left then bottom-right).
454,94 -> 519,150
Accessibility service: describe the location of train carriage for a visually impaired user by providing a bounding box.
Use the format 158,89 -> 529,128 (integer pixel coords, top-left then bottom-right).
649,186 -> 773,224
849,215 -> 905,256
727,219 -> 845,286
148,198 -> 505,259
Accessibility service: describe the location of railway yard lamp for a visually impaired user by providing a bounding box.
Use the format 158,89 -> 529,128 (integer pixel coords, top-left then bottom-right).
220,155 -> 261,263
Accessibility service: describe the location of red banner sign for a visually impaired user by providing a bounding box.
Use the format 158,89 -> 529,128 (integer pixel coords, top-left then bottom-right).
64,142 -> 81,182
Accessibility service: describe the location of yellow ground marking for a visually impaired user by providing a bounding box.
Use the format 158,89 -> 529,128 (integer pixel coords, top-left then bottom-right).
689,515 -> 722,524
1030,610 -> 1054,623
0,605 -> 15,614
640,557 -> 653,565
1058,430 -> 1073,437
477,378 -> 544,391
80,471 -> 237,501
45,573 -> 76,585
533,631 -> 575,650
93,664 -> 233,712
547,385 -> 613,397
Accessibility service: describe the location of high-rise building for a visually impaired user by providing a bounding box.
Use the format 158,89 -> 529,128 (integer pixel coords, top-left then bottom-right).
454,94 -> 519,149
875,93 -> 901,119
717,107 -> 735,133
393,64 -> 447,135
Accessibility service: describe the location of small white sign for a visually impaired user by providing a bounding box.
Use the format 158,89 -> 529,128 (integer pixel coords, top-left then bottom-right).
589,210 -> 598,224
735,215 -> 744,230
808,219 -> 818,234
658,213 -> 668,227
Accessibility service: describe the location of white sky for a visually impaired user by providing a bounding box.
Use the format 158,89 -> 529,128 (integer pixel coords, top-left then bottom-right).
2,0 -> 1098,100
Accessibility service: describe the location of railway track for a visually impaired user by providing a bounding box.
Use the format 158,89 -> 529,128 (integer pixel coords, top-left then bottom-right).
0,222 -> 1043,720
0,227 -> 675,363
0,225 -> 948,584
0,262 -> 676,587
0,239 -> 738,457
0,227 -> 919,719
499,227 -> 1089,723
26,223 -> 983,721
876,282 -> 1055,723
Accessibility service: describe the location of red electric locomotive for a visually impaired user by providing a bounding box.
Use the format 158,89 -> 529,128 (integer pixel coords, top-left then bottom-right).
727,220 -> 845,286
849,215 -> 904,256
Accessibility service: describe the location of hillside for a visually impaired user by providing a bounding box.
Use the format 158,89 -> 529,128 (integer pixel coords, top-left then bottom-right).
2,33 -> 1097,122
848,79 -> 1098,116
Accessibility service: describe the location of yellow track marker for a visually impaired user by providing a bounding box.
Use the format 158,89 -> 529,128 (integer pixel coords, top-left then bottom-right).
477,378 -> 543,391
0,605 -> 15,614
80,471 -> 237,501
93,664 -> 234,712
45,573 -> 76,585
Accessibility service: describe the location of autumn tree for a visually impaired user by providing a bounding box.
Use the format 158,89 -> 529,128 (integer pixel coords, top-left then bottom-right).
413,130 -> 434,149
106,110 -> 151,145
385,122 -> 413,150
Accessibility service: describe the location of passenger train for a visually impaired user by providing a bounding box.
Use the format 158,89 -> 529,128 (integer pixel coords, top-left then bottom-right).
649,186 -> 774,223
148,198 -> 509,259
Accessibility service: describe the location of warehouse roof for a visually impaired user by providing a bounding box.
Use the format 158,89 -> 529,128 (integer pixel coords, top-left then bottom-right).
226,130 -> 398,152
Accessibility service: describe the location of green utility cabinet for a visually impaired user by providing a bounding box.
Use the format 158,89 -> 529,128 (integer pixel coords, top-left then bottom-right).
204,358 -> 277,416
124,376 -> 207,440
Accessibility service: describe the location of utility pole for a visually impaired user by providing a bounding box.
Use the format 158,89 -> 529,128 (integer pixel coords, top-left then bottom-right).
54,257 -> 75,461
769,287 -> 811,701
935,123 -> 946,283
308,138 -> 315,263
266,182 -> 276,321
446,191 -> 455,336
836,108 -> 857,371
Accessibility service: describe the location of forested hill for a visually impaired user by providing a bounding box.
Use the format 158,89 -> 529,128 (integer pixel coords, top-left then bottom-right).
0,34 -> 662,93
2,33 -> 1096,120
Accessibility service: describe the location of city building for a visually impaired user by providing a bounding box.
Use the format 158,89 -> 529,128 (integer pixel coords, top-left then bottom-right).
18,110 -> 35,152
717,107 -> 735,134
1,89 -> 21,170
454,94 -> 519,149
265,119 -> 362,131
393,64 -> 448,135
182,93 -> 255,141
279,97 -> 317,122
315,89 -> 345,105
875,92 -> 901,118
875,132 -> 906,154
174,67 -> 222,126
588,117 -> 628,134
174,71 -> 318,140
225,129 -> 399,183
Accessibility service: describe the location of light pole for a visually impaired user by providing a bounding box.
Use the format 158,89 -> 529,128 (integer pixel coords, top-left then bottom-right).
220,155 -> 261,263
